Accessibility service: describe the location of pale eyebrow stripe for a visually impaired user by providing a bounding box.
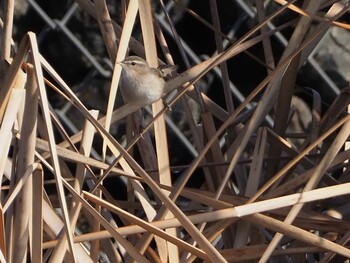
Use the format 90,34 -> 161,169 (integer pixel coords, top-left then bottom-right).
126,60 -> 146,66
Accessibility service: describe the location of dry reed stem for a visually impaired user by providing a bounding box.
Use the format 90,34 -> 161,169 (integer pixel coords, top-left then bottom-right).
256,0 -> 276,73
209,0 -> 234,113
234,127 -> 267,248
28,32 -> 77,262
11,62 -> 37,263
92,9 -> 138,257
0,89 -> 25,186
96,0 -> 117,62
138,1 -> 177,262
275,0 -> 350,29
0,35 -> 27,122
0,205 -> 4,259
1,0 -> 14,62
31,165 -> 43,263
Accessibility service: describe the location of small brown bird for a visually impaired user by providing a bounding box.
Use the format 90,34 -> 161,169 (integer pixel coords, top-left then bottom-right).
117,56 -> 177,106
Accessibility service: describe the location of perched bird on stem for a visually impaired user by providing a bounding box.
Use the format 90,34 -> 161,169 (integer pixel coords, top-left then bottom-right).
117,56 -> 178,107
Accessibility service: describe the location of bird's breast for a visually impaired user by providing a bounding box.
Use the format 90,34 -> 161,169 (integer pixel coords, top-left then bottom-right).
121,72 -> 165,106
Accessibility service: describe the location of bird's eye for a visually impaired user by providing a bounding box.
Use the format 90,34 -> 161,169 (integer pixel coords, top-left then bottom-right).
131,62 -> 136,66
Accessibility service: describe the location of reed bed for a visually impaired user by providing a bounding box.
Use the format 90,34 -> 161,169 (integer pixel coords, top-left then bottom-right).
1,0 -> 350,262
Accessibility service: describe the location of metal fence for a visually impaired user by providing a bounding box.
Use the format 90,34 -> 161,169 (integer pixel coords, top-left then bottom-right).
25,0 -> 347,159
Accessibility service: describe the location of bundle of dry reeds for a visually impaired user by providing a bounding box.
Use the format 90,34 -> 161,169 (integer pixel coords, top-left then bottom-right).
1,0 -> 350,262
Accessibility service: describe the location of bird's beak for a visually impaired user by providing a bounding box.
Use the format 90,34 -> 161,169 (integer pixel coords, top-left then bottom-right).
116,60 -> 125,67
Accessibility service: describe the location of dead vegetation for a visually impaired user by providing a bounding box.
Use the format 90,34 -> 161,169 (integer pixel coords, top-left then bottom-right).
1,0 -> 350,262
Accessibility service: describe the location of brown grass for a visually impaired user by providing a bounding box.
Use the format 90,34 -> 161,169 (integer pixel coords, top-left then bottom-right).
1,0 -> 350,262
